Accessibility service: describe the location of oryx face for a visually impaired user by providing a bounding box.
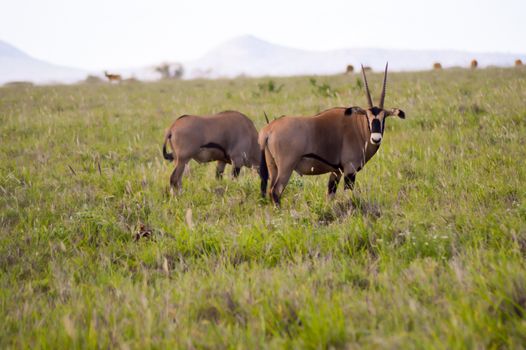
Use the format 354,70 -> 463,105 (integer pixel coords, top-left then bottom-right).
349,106 -> 404,145
366,107 -> 386,145
358,63 -> 405,145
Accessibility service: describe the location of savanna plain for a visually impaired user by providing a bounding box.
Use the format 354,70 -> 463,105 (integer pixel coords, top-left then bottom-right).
1,68 -> 525,349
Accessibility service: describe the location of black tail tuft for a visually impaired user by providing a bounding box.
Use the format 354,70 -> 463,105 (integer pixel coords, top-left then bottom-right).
259,149 -> 269,197
163,134 -> 174,161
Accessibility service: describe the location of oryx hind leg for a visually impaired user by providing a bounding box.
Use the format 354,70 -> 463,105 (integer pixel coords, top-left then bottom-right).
264,148 -> 278,197
170,157 -> 189,193
270,164 -> 295,207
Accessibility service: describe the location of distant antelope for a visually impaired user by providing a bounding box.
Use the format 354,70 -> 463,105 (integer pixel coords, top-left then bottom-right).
362,66 -> 373,72
433,62 -> 442,70
345,65 -> 354,74
104,71 -> 122,83
259,63 -> 405,207
515,59 -> 523,67
163,111 -> 260,192
470,59 -> 478,69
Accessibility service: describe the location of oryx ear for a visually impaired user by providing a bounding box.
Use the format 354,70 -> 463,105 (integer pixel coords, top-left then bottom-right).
387,108 -> 405,119
344,106 -> 367,116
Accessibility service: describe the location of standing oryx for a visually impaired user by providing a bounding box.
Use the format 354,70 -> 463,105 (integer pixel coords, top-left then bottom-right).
163,111 -> 260,192
104,71 -> 122,83
259,64 -> 405,206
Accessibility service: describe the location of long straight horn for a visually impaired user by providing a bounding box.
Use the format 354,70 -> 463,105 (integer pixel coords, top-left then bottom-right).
264,111 -> 270,124
379,62 -> 388,109
361,64 -> 373,108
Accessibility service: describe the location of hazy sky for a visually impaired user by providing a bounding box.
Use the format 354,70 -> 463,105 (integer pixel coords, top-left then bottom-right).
1,0 -> 524,70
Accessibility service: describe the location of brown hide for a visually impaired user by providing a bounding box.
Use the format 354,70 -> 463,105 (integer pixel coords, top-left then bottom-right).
259,107 -> 382,205
261,108 -> 377,172
259,63 -> 404,206
163,111 -> 260,191
104,71 -> 122,82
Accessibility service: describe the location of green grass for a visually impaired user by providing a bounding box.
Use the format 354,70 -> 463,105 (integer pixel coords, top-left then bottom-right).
1,68 -> 525,348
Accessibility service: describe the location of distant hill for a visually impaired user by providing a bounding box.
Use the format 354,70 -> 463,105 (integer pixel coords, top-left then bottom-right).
0,40 -> 87,85
184,35 -> 526,78
2,36 -> 525,84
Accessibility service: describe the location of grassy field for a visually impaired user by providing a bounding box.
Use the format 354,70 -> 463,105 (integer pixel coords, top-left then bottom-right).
1,68 -> 525,348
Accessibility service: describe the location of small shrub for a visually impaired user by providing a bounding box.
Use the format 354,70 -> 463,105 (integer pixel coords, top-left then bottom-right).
309,78 -> 338,98
258,80 -> 284,94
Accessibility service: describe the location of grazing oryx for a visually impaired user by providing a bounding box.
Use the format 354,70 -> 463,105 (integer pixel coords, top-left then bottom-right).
162,111 -> 260,192
104,71 -> 122,83
346,64 -> 354,74
470,59 -> 478,69
515,59 -> 523,67
433,62 -> 442,70
259,64 -> 405,207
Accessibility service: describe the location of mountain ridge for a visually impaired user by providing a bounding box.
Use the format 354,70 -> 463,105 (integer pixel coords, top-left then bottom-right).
184,35 -> 526,78
2,36 -> 525,84
0,40 -> 88,84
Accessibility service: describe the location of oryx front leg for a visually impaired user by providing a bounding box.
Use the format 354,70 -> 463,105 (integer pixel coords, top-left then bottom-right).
344,173 -> 356,190
215,161 -> 226,179
230,155 -> 243,178
343,163 -> 360,192
327,171 -> 342,199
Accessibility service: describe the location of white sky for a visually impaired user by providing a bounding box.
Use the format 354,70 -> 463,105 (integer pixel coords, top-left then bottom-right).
1,0 -> 525,70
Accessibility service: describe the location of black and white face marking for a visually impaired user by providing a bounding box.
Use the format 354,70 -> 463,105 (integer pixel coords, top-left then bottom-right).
366,107 -> 386,145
